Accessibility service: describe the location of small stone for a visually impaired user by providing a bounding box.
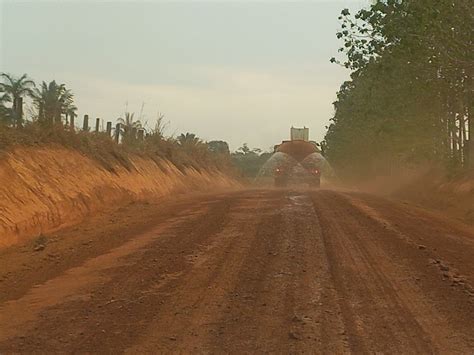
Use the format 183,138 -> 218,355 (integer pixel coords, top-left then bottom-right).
34,244 -> 45,252
418,245 -> 426,250
292,315 -> 303,322
289,331 -> 302,340
452,276 -> 463,283
440,264 -> 450,272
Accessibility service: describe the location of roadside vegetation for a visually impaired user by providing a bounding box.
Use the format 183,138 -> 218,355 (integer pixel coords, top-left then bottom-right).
231,143 -> 273,178
324,0 -> 473,181
0,73 -> 234,173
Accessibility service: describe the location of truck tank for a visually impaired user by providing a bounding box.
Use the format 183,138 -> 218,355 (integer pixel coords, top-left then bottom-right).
273,127 -> 322,187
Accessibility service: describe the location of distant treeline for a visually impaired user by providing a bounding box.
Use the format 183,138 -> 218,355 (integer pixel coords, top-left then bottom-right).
323,0 -> 473,180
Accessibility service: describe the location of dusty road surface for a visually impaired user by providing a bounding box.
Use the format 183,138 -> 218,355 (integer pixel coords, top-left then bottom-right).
1,189 -> 474,353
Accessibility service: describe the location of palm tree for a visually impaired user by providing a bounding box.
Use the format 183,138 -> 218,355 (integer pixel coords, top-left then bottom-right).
0,88 -> 13,125
0,73 -> 36,127
117,112 -> 142,144
177,133 -> 201,147
33,81 -> 75,125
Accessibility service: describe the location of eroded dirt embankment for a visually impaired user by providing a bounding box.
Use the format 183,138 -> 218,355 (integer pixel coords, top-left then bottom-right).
0,145 -> 240,248
348,168 -> 474,225
394,170 -> 474,225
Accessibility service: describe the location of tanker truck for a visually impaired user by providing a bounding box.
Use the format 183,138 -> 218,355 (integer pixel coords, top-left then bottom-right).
273,127 -> 322,188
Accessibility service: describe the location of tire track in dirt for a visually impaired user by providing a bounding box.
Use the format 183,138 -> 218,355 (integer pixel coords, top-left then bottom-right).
0,193 -> 231,304
205,191 -> 347,353
311,190 -> 474,353
0,195 -> 236,352
1,189 -> 474,353
126,191 -> 279,353
343,191 -> 474,288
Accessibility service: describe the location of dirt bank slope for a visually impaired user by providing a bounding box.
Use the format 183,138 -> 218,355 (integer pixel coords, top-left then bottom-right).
0,145 -> 239,248
395,170 -> 474,225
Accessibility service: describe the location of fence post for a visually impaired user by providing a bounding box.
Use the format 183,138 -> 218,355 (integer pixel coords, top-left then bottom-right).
106,122 -> 112,137
131,127 -> 137,140
83,114 -> 89,131
115,123 -> 121,143
137,129 -> 144,141
95,118 -> 100,133
70,114 -> 75,131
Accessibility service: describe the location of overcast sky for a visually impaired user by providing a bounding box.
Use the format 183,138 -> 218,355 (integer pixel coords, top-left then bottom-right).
1,0 -> 367,151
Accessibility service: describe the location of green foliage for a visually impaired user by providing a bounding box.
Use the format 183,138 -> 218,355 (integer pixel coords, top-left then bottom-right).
0,90 -> 13,126
0,73 -> 36,127
33,80 -> 76,126
208,140 -> 230,155
177,133 -> 201,148
325,0 -> 473,180
117,112 -> 142,145
231,143 -> 271,178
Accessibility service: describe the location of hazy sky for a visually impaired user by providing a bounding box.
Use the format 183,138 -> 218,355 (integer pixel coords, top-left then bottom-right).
1,0 -> 367,150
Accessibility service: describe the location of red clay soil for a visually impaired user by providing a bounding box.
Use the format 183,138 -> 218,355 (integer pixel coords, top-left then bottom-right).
0,189 -> 473,353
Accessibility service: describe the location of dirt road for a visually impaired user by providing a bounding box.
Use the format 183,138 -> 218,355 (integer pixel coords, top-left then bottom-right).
1,189 -> 474,353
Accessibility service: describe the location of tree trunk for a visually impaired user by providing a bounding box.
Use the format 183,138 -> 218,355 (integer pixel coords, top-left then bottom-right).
39,103 -> 44,122
16,97 -> 23,128
12,97 -> 18,128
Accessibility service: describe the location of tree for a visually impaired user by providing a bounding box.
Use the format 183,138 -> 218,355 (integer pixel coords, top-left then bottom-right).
231,144 -> 269,177
33,81 -> 76,126
208,140 -> 230,155
235,143 -> 262,156
177,133 -> 201,147
117,112 -> 142,144
0,73 -> 35,127
325,0 -> 473,179
0,88 -> 12,125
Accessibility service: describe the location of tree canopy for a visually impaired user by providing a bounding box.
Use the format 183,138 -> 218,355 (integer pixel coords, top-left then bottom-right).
325,0 -> 473,180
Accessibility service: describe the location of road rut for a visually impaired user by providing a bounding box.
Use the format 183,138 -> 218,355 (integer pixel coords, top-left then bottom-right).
0,189 -> 473,353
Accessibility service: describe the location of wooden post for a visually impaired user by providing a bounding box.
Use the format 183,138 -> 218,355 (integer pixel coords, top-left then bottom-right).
131,127 -> 137,140
137,129 -> 144,141
95,118 -> 100,133
106,122 -> 112,136
83,115 -> 89,131
70,114 -> 75,131
115,123 -> 121,143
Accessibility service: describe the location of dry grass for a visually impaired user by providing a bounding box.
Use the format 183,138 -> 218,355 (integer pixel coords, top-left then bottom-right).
0,123 -> 234,174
